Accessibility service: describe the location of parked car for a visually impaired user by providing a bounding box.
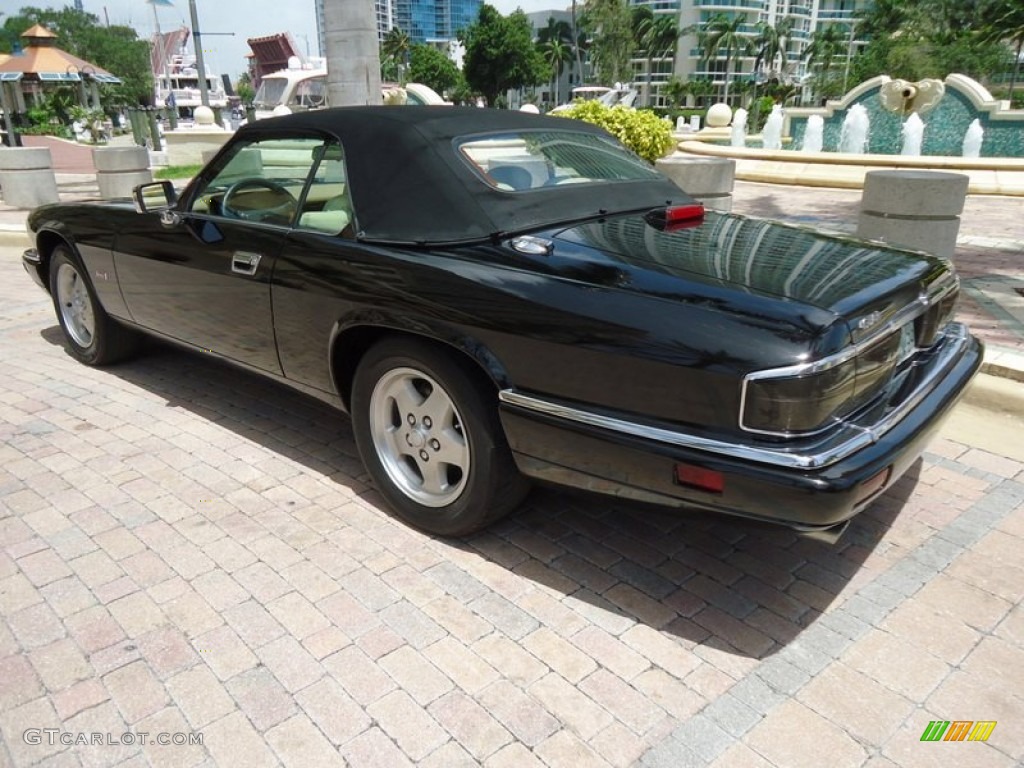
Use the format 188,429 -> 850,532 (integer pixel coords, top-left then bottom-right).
23,107 -> 981,541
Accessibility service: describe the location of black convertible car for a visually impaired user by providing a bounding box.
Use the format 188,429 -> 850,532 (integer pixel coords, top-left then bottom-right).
23,107 -> 981,541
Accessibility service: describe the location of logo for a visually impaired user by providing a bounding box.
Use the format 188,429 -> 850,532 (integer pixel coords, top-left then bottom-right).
920,721 -> 997,742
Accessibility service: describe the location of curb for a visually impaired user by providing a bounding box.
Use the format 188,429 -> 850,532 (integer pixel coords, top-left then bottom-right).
0,228 -> 27,247
962,370 -> 1024,417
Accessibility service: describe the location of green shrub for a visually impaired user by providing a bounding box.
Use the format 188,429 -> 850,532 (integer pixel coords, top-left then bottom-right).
554,101 -> 675,163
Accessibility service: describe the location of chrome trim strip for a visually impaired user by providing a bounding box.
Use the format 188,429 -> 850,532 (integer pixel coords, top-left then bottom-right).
499,324 -> 971,471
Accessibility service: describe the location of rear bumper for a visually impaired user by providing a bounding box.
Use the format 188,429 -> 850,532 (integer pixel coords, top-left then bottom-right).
498,324 -> 982,530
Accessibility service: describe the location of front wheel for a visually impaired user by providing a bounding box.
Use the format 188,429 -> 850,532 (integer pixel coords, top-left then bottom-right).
351,338 -> 529,536
49,246 -> 139,365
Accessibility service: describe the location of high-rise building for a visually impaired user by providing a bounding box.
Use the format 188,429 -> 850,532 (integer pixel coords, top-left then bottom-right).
671,0 -> 869,106
316,0 -> 480,53
393,0 -> 482,45
628,0 -> 869,107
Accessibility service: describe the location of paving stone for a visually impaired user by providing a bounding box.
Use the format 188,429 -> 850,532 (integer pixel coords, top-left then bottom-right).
428,690 -> 512,761
266,714 -> 345,768
167,665 -> 237,729
202,711 -> 277,768
367,690 -> 448,761
103,660 -> 169,724
340,726 -> 414,768
295,677 -> 372,746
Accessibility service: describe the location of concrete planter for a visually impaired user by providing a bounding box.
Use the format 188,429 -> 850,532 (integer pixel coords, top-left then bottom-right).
0,147 -> 60,208
656,155 -> 736,211
93,147 -> 152,200
857,170 -> 969,259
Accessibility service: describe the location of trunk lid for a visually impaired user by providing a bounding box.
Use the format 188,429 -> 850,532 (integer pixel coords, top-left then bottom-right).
549,210 -> 952,340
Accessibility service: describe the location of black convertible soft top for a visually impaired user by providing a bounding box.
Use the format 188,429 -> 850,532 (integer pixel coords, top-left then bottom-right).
237,106 -> 687,245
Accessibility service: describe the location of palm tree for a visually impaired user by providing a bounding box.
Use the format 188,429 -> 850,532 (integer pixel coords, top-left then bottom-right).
541,37 -> 573,105
753,17 -> 795,83
637,15 -> 681,106
696,13 -> 755,102
804,24 -> 846,78
382,27 -> 412,83
323,0 -> 381,105
978,0 -> 1024,97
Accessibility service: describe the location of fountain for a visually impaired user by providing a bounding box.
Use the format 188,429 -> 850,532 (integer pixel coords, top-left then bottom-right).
672,74 -> 1024,195
839,104 -> 870,154
900,113 -> 925,156
802,115 -> 824,153
962,119 -> 984,158
730,108 -> 748,148
761,105 -> 784,151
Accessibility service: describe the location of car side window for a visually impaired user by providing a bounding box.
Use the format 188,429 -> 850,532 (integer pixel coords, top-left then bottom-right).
294,142 -> 355,237
188,136 -> 324,227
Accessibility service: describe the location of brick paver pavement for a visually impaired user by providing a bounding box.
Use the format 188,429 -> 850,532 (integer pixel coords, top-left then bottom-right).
1,230 -> 1023,766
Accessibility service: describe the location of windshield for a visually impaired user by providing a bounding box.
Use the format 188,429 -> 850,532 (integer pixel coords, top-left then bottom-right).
456,130 -> 662,192
253,78 -> 288,108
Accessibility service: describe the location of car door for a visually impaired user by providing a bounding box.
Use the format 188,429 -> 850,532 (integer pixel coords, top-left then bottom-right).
115,135 -> 328,374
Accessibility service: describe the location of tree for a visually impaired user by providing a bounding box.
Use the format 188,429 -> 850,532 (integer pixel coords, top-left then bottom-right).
381,27 -> 412,83
536,15 -> 574,105
2,7 -> 151,105
978,0 -> 1024,96
753,17 -> 795,83
582,0 -> 633,85
540,37 -> 572,105
687,13 -> 754,101
636,15 -> 681,106
848,0 -> 1011,87
461,5 -> 545,107
407,44 -> 460,95
323,0 -> 381,105
662,76 -> 688,108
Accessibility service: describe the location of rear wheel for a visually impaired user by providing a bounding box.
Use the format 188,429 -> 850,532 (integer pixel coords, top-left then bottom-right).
351,338 -> 529,536
50,246 -> 139,365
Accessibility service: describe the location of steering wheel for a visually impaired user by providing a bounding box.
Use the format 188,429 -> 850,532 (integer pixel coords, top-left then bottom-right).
221,178 -> 297,223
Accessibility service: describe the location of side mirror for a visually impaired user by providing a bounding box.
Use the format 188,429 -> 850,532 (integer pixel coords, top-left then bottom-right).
133,180 -> 178,214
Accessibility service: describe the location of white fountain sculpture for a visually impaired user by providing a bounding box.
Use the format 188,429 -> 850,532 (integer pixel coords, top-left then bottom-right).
731,108 -> 748,148
761,105 -> 784,151
839,104 -> 870,154
802,115 -> 824,153
900,113 -> 925,156
962,119 -> 984,158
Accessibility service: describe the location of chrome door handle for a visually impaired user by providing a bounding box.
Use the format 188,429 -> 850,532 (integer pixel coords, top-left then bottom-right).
231,251 -> 262,275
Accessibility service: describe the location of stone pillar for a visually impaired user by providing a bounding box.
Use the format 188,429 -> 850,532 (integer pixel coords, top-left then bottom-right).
93,147 -> 153,200
0,147 -> 59,207
857,170 -> 969,260
655,155 -> 736,211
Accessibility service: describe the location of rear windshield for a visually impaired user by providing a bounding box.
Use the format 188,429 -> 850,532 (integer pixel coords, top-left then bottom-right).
456,130 -> 662,192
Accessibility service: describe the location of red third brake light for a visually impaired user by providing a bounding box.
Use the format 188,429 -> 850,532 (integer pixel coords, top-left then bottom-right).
647,203 -> 706,232
665,204 -> 706,223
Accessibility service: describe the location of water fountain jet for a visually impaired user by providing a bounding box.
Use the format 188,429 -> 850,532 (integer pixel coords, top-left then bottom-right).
761,105 -> 784,151
731,109 -> 748,148
900,113 -> 925,156
962,119 -> 984,158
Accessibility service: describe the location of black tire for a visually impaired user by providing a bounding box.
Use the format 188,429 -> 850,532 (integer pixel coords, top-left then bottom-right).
351,338 -> 529,536
49,246 -> 140,366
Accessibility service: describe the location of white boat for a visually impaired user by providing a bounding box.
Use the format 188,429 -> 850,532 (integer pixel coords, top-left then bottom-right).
251,57 -> 445,120
155,52 -> 229,118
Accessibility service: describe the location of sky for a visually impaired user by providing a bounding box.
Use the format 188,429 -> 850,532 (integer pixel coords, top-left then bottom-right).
0,0 -> 569,79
